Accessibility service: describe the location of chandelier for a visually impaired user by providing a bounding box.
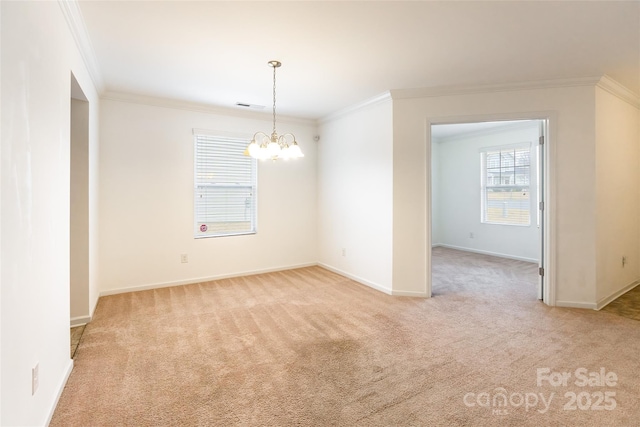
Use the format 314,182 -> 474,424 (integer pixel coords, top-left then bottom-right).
245,61 -> 304,161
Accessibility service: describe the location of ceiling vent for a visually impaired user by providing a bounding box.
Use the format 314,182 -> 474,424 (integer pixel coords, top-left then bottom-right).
235,102 -> 265,110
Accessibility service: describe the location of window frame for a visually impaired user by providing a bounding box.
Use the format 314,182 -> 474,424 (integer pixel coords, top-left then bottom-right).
193,131 -> 258,239
480,142 -> 532,227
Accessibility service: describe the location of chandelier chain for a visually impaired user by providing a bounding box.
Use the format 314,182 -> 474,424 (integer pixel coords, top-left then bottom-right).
272,64 -> 277,136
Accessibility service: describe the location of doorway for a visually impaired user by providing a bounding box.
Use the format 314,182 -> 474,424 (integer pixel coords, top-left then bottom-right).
430,119 -> 548,303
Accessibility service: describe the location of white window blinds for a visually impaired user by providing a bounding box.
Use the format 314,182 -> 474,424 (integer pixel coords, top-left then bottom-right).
481,144 -> 531,226
194,134 -> 257,238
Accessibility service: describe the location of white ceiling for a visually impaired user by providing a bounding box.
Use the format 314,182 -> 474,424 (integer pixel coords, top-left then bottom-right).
78,1 -> 640,120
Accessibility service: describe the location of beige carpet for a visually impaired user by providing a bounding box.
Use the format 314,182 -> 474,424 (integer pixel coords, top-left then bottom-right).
52,249 -> 640,426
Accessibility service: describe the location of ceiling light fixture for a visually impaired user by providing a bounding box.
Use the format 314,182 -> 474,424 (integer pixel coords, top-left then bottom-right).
245,61 -> 304,161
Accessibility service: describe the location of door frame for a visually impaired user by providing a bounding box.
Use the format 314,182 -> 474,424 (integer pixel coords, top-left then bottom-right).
426,112 -> 557,306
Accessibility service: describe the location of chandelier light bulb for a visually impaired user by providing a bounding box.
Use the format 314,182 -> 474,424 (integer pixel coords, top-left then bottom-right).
279,145 -> 291,160
288,142 -> 304,158
258,145 -> 270,160
247,140 -> 260,157
267,140 -> 281,157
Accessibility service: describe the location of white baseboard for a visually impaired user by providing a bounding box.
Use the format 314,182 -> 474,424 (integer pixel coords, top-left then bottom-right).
596,279 -> 640,310
392,289 -> 430,297
45,359 -> 73,426
435,244 -> 538,263
555,300 -> 598,310
317,263 -> 393,295
69,291 -> 100,327
70,316 -> 91,327
99,263 -> 318,297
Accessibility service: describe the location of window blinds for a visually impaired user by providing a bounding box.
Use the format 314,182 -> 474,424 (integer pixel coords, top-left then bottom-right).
194,134 -> 257,237
481,144 -> 531,226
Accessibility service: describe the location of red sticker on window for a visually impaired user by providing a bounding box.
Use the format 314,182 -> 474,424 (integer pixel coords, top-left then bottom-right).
200,224 -> 208,232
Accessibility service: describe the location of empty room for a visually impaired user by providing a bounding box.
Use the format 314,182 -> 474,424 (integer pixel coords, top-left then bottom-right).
2,1 -> 640,426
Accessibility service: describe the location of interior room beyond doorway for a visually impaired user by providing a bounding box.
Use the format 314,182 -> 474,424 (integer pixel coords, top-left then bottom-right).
431,120 -> 544,300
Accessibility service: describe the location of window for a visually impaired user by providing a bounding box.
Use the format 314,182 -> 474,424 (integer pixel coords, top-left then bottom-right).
194,133 -> 257,238
481,144 -> 531,226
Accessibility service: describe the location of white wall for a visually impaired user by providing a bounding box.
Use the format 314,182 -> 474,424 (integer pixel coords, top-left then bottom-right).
595,87 -> 640,304
317,97 -> 393,293
98,98 -> 317,293
1,1 -> 100,425
70,98 -> 90,321
88,95 -> 101,322
433,122 -> 540,262
431,140 -> 441,245
392,85 -> 598,305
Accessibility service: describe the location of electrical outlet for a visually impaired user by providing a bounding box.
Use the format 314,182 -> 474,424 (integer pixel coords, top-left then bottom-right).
32,363 -> 39,396
341,248 -> 346,257
180,254 -> 188,263
622,256 -> 627,267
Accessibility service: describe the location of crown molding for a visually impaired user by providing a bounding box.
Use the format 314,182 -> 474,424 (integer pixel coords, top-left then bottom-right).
319,91 -> 392,124
596,75 -> 640,109
101,91 -> 317,127
58,0 -> 104,93
390,76 -> 605,100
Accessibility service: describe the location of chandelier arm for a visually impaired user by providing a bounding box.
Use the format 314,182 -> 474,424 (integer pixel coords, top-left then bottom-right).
252,131 -> 270,145
278,133 -> 297,144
